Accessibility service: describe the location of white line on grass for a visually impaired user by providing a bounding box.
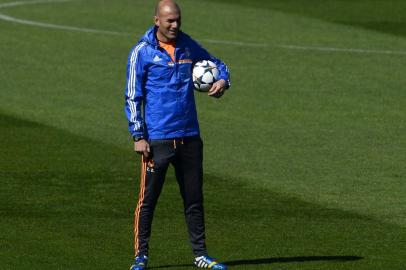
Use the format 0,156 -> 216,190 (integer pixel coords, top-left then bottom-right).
1,0 -> 406,56
0,0 -> 67,8
0,0 -> 129,35
0,13 -> 129,36
199,38 -> 269,48
277,44 -> 406,56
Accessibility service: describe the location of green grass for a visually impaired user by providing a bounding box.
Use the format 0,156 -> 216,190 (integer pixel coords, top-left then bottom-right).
2,113 -> 405,269
205,0 -> 406,37
1,0 -> 405,269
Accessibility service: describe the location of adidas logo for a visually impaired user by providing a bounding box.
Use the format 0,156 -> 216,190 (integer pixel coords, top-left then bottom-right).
153,55 -> 162,62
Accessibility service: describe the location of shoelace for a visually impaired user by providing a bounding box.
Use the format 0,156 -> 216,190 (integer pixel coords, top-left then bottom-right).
195,256 -> 218,268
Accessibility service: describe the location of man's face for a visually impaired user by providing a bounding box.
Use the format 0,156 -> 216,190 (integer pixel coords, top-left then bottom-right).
155,7 -> 181,42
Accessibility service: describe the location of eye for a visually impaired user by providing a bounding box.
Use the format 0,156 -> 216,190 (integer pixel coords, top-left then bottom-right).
167,18 -> 180,24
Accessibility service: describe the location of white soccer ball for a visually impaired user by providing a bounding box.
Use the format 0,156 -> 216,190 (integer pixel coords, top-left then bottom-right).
192,60 -> 219,92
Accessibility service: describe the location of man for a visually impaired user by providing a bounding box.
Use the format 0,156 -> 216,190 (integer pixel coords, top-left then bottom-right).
124,1 -> 230,269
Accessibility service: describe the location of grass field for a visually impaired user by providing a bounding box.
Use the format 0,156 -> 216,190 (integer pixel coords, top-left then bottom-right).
1,0 -> 405,269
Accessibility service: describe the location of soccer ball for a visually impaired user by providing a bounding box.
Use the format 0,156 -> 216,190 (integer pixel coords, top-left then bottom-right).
192,60 -> 219,92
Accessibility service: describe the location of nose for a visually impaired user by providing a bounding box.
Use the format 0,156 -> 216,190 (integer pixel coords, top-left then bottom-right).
171,20 -> 180,29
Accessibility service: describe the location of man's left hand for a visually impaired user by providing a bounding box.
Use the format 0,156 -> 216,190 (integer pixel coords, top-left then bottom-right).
208,79 -> 227,98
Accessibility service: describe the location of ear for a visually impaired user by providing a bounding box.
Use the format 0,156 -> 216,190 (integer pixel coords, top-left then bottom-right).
154,16 -> 159,27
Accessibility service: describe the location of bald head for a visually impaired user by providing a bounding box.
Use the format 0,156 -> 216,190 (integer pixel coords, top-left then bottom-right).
154,0 -> 181,42
155,0 -> 181,17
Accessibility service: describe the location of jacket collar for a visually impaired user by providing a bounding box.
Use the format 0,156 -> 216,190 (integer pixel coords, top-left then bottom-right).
140,26 -> 185,48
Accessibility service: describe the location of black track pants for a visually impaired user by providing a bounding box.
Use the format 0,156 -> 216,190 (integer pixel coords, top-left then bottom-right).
133,136 -> 207,257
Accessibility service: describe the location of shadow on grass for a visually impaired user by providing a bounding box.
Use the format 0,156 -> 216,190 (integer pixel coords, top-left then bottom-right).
204,0 -> 406,38
223,255 -> 363,266
345,21 -> 406,38
148,255 -> 363,269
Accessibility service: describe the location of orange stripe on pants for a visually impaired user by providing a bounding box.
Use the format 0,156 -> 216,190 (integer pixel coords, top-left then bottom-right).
134,156 -> 147,256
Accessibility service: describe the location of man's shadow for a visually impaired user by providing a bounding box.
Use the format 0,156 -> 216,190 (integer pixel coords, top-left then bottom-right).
148,255 -> 363,269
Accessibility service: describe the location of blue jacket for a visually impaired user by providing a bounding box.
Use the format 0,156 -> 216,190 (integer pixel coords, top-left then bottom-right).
124,27 -> 231,140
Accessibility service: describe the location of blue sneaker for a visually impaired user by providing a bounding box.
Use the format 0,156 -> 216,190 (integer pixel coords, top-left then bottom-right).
130,255 -> 148,270
194,255 -> 227,269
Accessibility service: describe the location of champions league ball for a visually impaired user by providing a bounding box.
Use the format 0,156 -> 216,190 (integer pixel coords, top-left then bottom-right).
192,60 -> 219,92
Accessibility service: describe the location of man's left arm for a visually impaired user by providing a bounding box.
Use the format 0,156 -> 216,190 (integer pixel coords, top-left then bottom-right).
207,56 -> 230,98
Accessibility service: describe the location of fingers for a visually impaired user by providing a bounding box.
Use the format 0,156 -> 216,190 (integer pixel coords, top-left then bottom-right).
208,79 -> 226,98
211,91 -> 224,98
143,144 -> 151,158
208,85 -> 224,98
134,140 -> 150,157
208,87 -> 224,98
208,82 -> 218,93
208,85 -> 219,95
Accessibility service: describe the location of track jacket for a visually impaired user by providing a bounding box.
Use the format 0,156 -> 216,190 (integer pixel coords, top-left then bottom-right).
124,26 -> 231,140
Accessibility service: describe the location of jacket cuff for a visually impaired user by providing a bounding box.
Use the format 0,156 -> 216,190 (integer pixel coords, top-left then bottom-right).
131,131 -> 144,139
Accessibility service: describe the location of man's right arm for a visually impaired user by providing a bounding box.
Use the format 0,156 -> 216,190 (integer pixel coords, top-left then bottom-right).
124,43 -> 150,156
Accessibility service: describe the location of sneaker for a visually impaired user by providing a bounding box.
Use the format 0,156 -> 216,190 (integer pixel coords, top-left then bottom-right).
130,255 -> 148,270
194,255 -> 227,269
